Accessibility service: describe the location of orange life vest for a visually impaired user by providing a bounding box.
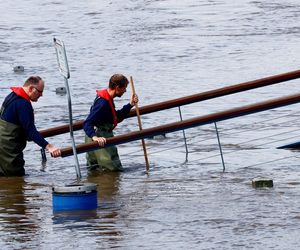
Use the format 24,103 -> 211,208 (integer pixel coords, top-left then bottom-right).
10,87 -> 31,102
96,89 -> 117,129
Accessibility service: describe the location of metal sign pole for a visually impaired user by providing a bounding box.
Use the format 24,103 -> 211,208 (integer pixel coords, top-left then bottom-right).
53,37 -> 81,179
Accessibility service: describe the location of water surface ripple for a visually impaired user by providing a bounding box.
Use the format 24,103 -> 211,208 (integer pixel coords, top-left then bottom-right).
1,0 -> 300,249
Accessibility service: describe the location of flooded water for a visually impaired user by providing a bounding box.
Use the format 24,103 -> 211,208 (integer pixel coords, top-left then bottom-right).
1,0 -> 300,249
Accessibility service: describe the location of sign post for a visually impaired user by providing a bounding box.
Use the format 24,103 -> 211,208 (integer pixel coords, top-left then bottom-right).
53,37 -> 81,179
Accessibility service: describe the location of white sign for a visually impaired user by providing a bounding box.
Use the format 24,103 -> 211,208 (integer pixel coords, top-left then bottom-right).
54,38 -> 70,79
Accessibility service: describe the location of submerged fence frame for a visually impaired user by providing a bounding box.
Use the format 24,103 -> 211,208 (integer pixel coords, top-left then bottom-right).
59,93 -> 300,161
40,69 -> 300,138
39,69 -> 300,171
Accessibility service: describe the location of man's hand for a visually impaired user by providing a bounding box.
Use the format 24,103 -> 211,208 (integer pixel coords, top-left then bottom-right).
46,143 -> 61,157
130,93 -> 139,106
92,136 -> 106,147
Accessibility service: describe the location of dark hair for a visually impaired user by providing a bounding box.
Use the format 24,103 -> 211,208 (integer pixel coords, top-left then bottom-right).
109,74 -> 129,89
23,76 -> 42,87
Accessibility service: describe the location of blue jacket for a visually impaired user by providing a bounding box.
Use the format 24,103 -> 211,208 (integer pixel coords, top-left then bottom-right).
0,92 -> 48,148
83,97 -> 132,138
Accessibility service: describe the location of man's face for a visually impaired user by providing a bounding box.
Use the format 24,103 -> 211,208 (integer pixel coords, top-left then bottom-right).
115,84 -> 127,97
29,80 -> 44,102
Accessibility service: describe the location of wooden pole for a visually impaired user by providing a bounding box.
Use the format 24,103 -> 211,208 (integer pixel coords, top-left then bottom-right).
130,76 -> 150,173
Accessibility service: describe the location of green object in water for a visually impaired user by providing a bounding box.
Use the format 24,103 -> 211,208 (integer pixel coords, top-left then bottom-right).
252,178 -> 273,188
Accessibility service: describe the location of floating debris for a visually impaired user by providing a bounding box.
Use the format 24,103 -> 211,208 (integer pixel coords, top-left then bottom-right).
252,178 -> 273,188
13,65 -> 24,72
148,133 -> 166,140
55,87 -> 67,95
153,134 -> 167,140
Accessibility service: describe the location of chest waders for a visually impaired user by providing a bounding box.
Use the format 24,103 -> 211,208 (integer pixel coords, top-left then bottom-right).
0,119 -> 27,176
85,123 -> 123,171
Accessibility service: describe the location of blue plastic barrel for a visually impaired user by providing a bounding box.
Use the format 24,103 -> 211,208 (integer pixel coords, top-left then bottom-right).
52,183 -> 98,212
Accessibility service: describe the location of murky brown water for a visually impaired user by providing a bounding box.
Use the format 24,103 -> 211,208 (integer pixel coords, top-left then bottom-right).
1,0 -> 300,249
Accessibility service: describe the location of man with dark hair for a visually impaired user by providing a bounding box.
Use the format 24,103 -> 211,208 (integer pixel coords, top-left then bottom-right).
0,76 -> 61,176
83,74 -> 138,171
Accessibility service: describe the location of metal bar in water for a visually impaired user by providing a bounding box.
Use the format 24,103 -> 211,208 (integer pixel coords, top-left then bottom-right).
40,148 -> 47,162
40,68 -> 300,138
59,92 -> 300,157
214,122 -> 225,172
178,106 -> 188,162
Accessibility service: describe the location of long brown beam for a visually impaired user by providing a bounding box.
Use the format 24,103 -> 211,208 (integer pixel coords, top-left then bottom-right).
60,92 -> 300,157
40,69 -> 300,138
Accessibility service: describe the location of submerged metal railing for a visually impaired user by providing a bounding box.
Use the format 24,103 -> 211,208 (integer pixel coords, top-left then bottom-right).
38,69 -> 300,171
40,68 -> 300,138
119,108 -> 300,170
58,93 -> 300,161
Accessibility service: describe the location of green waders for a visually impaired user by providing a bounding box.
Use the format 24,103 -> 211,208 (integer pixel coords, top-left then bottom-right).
0,119 -> 27,176
85,123 -> 123,171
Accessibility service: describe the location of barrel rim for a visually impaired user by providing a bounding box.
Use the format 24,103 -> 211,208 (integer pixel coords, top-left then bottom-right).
52,182 -> 98,193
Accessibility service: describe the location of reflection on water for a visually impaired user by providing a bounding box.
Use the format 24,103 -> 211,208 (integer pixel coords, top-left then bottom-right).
88,171 -> 121,201
52,209 -> 98,225
0,177 -> 40,246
